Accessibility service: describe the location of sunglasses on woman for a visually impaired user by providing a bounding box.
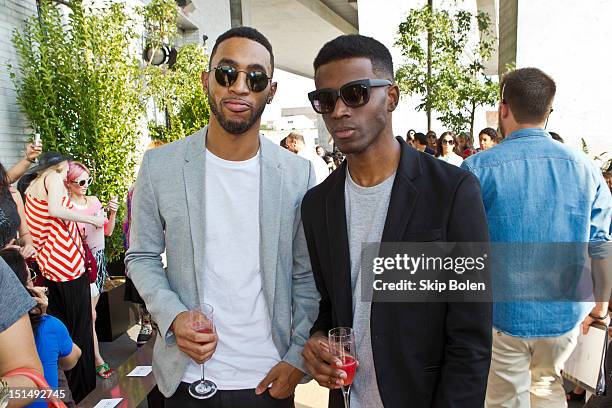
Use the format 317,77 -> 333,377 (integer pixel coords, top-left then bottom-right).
441,139 -> 455,145
212,66 -> 272,93
71,177 -> 93,187
308,79 -> 393,114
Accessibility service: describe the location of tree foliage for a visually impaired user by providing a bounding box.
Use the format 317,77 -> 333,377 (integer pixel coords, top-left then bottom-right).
395,5 -> 499,136
10,0 -> 142,261
9,0 -> 210,260
142,0 -> 210,143
145,43 -> 210,143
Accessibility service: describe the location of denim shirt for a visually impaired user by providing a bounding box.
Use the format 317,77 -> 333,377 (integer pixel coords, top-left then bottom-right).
462,128 -> 612,337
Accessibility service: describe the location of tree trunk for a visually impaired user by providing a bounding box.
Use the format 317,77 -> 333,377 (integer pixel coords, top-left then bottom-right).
470,100 -> 476,141
427,0 -> 433,131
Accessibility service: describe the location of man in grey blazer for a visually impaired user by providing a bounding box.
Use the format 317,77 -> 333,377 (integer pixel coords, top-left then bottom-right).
125,27 -> 319,407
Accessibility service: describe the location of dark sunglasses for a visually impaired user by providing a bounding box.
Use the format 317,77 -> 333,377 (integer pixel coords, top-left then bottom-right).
71,177 -> 93,187
441,139 -> 455,145
212,66 -> 272,92
308,79 -> 392,114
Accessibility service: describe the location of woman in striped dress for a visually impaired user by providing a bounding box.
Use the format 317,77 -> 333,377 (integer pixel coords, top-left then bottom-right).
23,152 -> 105,403
65,161 -> 118,379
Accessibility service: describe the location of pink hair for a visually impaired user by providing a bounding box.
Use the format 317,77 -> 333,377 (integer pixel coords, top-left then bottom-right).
66,161 -> 90,186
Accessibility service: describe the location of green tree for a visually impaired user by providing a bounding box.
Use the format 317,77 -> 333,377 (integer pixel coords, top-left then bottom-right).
142,0 -> 210,143
10,0 -> 143,261
145,44 -> 210,143
395,5 -> 499,136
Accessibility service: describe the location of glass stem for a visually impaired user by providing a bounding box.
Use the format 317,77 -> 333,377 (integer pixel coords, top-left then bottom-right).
341,385 -> 351,408
200,363 -> 205,381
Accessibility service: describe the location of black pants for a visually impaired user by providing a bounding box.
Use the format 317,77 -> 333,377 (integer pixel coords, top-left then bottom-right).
164,383 -> 295,408
45,273 -> 95,403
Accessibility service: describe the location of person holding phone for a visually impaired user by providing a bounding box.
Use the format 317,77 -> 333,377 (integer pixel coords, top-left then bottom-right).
6,138 -> 43,185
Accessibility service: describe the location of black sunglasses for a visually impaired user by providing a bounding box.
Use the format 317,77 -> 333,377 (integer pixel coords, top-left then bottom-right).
441,139 -> 455,145
308,79 -> 392,114
212,66 -> 272,93
71,177 -> 93,187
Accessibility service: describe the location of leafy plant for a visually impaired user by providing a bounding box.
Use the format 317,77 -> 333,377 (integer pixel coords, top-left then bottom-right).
10,0 -> 143,261
145,43 -> 210,143
395,5 -> 499,136
141,0 -> 210,143
141,0 -> 178,54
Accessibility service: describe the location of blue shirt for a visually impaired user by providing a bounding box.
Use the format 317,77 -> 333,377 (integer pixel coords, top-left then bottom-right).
28,315 -> 73,408
462,128 -> 612,337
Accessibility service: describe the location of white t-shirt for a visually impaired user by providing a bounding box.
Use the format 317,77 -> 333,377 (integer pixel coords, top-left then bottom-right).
181,149 -> 281,389
438,152 -> 464,167
298,148 -> 329,184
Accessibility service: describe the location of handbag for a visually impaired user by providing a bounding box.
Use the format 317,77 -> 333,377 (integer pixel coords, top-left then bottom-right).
61,221 -> 98,284
2,368 -> 67,408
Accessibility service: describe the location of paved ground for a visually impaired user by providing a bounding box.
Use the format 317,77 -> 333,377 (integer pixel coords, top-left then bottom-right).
99,325 -> 328,408
100,329 -> 589,408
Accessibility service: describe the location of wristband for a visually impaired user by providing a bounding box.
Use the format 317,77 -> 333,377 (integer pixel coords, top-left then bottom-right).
589,312 -> 608,321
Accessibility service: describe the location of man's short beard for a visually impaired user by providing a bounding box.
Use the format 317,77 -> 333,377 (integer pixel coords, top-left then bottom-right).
208,90 -> 267,135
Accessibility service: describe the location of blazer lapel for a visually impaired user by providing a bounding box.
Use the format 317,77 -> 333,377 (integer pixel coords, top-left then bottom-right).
260,137 -> 282,320
381,138 -> 421,243
183,128 -> 207,304
325,163 -> 354,327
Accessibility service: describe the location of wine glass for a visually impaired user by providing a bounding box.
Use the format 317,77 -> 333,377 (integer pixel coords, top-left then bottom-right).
187,303 -> 217,399
328,327 -> 357,408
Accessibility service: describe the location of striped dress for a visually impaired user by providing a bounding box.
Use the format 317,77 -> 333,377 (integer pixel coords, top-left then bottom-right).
25,194 -> 85,282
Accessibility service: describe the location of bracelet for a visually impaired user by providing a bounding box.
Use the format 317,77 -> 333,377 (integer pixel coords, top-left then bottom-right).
589,312 -> 608,321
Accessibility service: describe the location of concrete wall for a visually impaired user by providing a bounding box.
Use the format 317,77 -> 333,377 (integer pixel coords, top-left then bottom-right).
0,0 -> 37,168
188,0 -> 232,55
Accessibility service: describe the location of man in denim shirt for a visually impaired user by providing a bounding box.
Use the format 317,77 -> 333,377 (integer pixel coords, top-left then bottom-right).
462,67 -> 612,407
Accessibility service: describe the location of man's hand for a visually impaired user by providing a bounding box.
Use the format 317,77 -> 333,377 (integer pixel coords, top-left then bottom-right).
581,306 -> 611,335
25,143 -> 42,162
302,331 -> 347,389
171,311 -> 217,364
255,361 -> 304,399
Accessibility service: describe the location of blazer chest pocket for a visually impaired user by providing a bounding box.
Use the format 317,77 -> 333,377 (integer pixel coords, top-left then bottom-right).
403,229 -> 442,242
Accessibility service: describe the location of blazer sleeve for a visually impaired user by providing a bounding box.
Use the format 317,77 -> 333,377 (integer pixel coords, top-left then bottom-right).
124,152 -> 187,344
434,172 -> 493,407
282,163 -> 322,375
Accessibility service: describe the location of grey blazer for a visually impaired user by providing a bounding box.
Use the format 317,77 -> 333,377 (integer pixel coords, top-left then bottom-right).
125,127 -> 320,397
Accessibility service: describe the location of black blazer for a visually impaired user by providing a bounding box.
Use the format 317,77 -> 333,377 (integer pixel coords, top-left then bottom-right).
301,137 -> 492,408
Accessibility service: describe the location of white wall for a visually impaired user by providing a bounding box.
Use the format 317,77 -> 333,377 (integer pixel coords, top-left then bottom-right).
0,0 -> 37,167
515,0 -> 611,155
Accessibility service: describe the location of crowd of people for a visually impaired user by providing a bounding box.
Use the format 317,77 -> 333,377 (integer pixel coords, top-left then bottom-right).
0,149 -> 121,406
0,26 -> 611,408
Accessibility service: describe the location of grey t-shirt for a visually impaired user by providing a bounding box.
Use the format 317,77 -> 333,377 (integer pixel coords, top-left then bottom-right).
0,257 -> 36,333
345,169 -> 395,408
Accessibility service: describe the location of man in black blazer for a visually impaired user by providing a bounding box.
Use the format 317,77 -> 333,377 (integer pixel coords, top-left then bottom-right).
301,34 -> 492,407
